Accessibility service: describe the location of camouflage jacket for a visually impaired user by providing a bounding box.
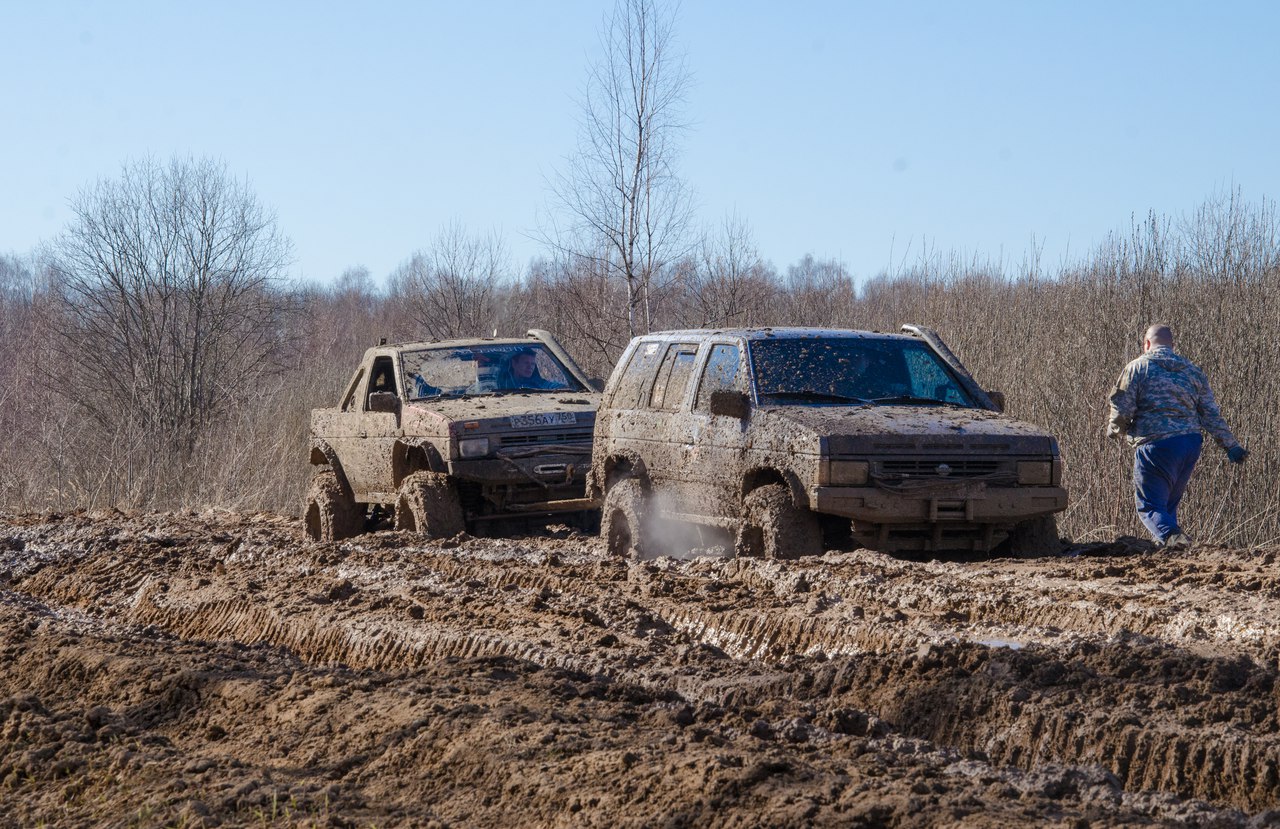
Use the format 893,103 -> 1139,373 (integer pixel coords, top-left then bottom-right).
1107,346 -> 1239,449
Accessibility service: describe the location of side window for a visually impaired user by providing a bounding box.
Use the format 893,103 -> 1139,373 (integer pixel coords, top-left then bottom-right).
649,343 -> 699,411
903,349 -> 965,403
695,344 -> 741,411
366,356 -> 397,409
610,341 -> 665,409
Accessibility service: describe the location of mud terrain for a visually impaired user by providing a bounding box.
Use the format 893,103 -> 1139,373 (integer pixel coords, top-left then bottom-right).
3,512 -> 1280,827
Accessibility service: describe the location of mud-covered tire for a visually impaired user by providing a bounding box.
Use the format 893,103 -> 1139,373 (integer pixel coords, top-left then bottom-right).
601,478 -> 647,560
395,471 -> 465,539
1001,515 -> 1062,558
303,470 -> 363,542
737,484 -> 823,560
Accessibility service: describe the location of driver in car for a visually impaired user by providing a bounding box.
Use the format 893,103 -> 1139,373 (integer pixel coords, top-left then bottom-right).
496,349 -> 564,391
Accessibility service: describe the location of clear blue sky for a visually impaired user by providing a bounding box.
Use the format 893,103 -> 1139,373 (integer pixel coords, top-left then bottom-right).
3,1 -> 1277,284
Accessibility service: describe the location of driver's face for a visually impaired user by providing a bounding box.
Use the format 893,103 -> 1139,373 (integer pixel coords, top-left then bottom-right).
512,354 -> 536,378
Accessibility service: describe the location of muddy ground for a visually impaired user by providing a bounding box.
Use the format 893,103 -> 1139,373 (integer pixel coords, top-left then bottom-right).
3,512 -> 1280,827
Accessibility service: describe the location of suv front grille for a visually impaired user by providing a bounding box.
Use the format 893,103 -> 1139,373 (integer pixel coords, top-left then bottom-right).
500,430 -> 594,447
877,459 -> 1002,478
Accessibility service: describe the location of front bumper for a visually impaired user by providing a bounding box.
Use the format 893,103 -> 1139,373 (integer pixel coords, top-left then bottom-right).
449,450 -> 591,490
813,484 -> 1068,524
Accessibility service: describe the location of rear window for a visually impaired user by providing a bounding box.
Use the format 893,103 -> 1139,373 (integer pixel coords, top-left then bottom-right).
649,344 -> 699,411
609,341 -> 666,409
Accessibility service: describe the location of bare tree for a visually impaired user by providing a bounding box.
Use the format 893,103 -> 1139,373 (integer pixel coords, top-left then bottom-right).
783,254 -> 857,326
391,222 -> 509,339
46,156 -> 293,463
682,214 -> 778,327
545,0 -> 693,338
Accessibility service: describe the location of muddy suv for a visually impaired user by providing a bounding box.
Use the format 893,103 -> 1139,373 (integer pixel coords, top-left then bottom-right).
591,326 -> 1067,557
305,330 -> 600,541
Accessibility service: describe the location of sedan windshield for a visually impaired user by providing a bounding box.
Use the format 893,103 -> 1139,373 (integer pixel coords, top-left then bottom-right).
400,343 -> 584,400
749,337 -> 976,407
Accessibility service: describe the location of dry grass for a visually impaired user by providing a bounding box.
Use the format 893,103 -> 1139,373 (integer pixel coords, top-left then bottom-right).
2,193 -> 1275,547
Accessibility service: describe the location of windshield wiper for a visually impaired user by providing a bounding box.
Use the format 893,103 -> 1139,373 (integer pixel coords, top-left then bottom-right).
763,390 -> 871,404
872,395 -> 967,407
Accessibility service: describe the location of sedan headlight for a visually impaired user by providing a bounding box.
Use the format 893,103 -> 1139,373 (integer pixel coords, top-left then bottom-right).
459,437 -> 491,458
827,460 -> 869,486
1017,460 -> 1053,486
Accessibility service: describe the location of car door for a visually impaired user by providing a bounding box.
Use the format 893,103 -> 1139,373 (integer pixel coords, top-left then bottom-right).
328,353 -> 402,501
636,341 -> 701,497
681,341 -> 748,521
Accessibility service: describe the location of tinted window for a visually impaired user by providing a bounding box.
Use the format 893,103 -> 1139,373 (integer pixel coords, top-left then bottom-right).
695,344 -> 741,411
649,344 -> 699,411
610,340 -> 666,409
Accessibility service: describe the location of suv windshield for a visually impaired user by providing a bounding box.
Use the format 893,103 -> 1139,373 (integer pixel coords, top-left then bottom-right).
750,337 -> 975,407
401,343 -> 584,400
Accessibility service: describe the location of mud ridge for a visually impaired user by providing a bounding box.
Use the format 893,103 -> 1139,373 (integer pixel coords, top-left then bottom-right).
6,512 -> 1280,824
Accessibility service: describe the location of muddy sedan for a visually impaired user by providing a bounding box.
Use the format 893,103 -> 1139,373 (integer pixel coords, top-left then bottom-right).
591,326 -> 1067,557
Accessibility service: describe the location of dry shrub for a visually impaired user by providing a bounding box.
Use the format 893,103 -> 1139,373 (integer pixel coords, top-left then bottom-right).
2,194 -> 1275,548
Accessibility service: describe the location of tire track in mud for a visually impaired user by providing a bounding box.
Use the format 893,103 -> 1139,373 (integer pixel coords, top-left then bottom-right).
663,552 -> 1280,665
125,556 -> 1280,812
128,592 -> 608,678
8,514 -> 1280,813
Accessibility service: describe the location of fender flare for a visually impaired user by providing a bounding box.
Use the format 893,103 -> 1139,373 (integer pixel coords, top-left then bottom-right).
309,439 -> 354,496
594,450 -> 650,499
741,467 -> 810,511
393,438 -> 449,488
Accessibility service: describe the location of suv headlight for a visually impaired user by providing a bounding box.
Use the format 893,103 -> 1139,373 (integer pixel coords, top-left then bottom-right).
459,437 -> 491,458
827,460 -> 869,486
1017,460 -> 1053,486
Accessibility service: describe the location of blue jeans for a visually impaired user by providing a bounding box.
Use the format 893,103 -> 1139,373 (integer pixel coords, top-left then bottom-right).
1134,432 -> 1203,542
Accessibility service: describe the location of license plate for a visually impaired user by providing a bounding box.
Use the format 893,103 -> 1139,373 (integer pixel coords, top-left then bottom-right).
509,412 -> 577,428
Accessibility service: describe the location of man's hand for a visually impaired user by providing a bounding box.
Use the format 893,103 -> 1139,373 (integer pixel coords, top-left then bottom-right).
1227,445 -> 1249,464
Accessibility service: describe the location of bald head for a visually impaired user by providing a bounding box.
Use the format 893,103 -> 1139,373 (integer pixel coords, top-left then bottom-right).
1144,324 -> 1173,351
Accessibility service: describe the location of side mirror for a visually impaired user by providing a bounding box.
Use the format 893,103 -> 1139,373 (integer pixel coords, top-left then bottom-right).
368,391 -> 401,413
709,389 -> 751,420
588,376 -> 606,392
986,390 -> 1005,412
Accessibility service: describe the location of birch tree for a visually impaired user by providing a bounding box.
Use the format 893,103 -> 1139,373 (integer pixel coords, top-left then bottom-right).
547,0 -> 693,338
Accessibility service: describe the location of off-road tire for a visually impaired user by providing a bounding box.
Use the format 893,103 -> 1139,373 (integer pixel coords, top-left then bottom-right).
737,484 -> 823,560
395,471 -> 466,539
303,469 -> 362,542
601,478 -> 648,560
1001,515 -> 1062,558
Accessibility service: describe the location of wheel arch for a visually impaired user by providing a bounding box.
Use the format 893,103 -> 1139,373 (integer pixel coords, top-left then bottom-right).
309,439 -> 354,496
392,439 -> 448,488
741,466 -> 809,510
596,451 -> 650,494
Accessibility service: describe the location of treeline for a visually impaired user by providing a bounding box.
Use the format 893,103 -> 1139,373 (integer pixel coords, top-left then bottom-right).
2,183 -> 1276,548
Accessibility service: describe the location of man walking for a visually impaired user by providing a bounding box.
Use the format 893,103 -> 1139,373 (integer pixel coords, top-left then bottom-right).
1107,324 -> 1247,549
